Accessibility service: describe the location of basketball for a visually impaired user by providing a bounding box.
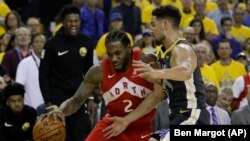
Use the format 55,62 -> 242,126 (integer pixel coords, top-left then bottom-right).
33,118 -> 66,141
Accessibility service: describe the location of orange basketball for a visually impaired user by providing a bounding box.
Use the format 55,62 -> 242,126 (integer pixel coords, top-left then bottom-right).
33,118 -> 66,141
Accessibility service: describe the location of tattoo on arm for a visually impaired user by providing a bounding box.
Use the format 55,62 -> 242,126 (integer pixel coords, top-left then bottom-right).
59,65 -> 102,116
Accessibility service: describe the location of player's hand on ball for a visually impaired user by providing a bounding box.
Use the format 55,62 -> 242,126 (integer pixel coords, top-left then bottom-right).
38,109 -> 65,125
102,116 -> 129,139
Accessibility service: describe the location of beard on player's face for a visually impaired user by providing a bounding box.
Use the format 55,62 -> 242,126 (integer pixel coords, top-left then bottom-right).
154,39 -> 162,46
153,34 -> 165,46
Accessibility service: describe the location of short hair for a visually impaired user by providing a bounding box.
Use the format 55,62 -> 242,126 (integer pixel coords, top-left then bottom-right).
14,27 -> 31,39
218,39 -> 231,48
4,83 -> 25,100
26,17 -> 40,25
105,31 -> 131,47
218,87 -> 233,96
220,17 -> 232,26
152,5 -> 181,29
194,43 -> 210,54
59,4 -> 80,21
30,33 -> 45,45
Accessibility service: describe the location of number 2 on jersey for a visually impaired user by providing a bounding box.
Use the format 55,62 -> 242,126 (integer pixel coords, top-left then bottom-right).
123,100 -> 133,113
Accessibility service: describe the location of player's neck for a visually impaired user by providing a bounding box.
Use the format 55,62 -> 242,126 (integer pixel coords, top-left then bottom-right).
163,32 -> 179,49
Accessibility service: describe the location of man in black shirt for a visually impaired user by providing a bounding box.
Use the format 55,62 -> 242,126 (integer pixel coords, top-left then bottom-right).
39,4 -> 93,141
0,83 -> 37,141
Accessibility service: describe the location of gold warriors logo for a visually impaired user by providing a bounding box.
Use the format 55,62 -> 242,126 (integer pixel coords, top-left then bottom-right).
22,122 -> 30,131
79,47 -> 87,57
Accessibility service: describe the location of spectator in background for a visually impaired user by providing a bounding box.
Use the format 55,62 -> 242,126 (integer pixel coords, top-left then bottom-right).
231,5 -> 250,44
243,0 -> 250,27
140,29 -> 155,54
38,0 -> 71,37
179,0 -> 195,28
80,0 -> 104,46
205,83 -> 231,125
210,16 -> 242,59
134,0 -> 151,14
2,27 -> 31,80
189,18 -> 206,44
194,43 -> 220,89
110,0 -> 142,37
231,86 -> 250,125
232,71 -> 250,111
0,83 -> 37,141
217,87 -> 233,113
16,33 -> 46,111
182,26 -> 195,44
235,52 -> 250,72
184,0 -> 219,40
4,11 -> 22,35
95,12 -> 134,60
161,0 -> 182,9
26,17 -> 43,35
0,32 -> 12,52
0,0 -> 11,36
210,39 -> 246,88
39,5 -> 93,141
208,0 -> 233,32
189,18 -> 218,64
0,32 -> 15,63
141,0 -> 162,29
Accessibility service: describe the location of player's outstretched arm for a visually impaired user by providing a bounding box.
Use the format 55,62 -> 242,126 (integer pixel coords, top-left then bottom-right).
39,65 -> 102,124
161,43 -> 197,81
59,65 -> 102,116
124,83 -> 164,123
134,44 -> 197,81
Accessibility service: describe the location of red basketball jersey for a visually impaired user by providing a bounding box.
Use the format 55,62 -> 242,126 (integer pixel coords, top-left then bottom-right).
101,49 -> 156,126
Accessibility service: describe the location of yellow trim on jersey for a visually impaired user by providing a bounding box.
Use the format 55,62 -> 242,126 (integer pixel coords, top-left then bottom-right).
158,38 -> 186,58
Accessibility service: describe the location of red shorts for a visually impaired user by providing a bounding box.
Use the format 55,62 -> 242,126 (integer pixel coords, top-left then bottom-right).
85,115 -> 153,141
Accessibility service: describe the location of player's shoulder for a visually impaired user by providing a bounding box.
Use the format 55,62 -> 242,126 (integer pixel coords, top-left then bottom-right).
88,63 -> 103,74
175,41 -> 193,50
85,64 -> 103,83
173,41 -> 195,54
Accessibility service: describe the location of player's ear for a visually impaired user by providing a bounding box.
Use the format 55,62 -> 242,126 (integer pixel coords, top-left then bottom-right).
163,19 -> 170,30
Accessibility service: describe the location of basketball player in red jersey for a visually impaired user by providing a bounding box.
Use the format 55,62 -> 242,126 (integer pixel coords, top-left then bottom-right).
40,30 -> 164,141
